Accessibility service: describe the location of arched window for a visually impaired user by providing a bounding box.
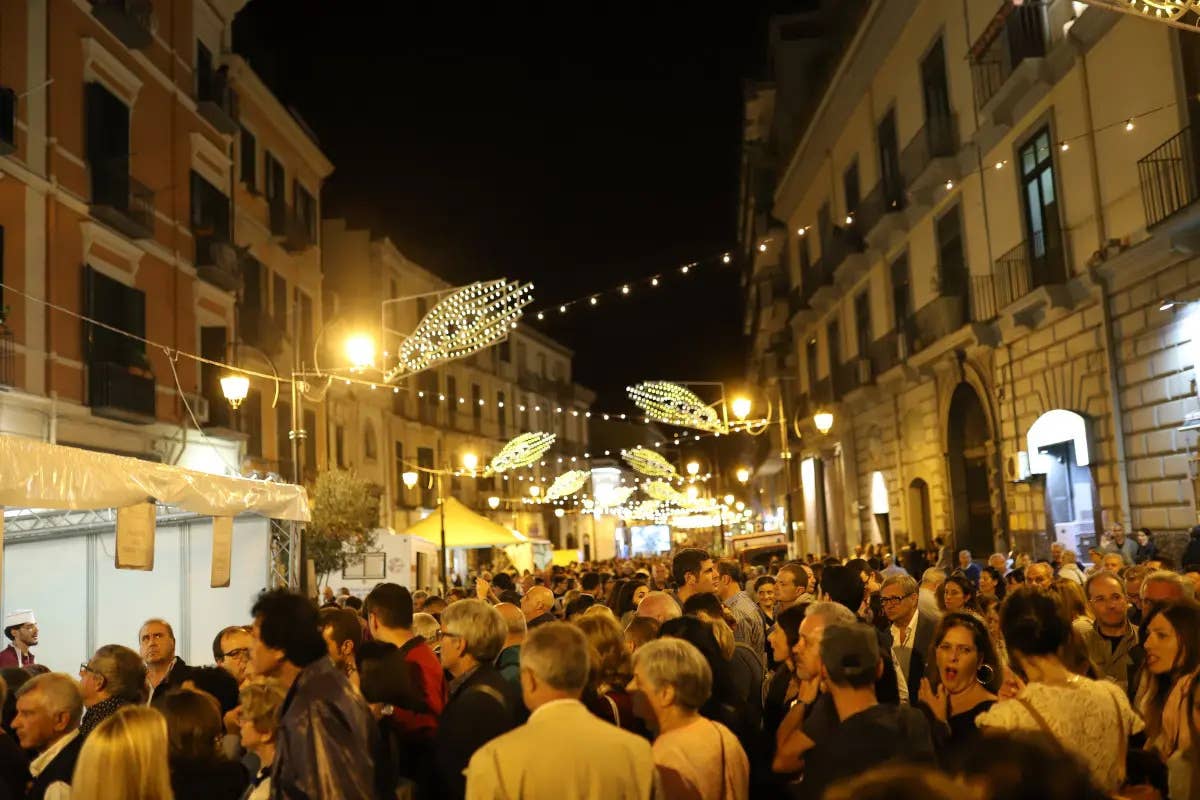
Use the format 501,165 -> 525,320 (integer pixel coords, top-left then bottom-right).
908,478 -> 932,546
363,419 -> 378,461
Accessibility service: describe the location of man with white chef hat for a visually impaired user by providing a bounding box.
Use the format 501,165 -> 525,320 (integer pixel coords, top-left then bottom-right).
0,609 -> 38,667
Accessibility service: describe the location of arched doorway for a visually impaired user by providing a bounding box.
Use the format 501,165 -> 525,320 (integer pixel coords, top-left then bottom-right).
1028,409 -> 1096,554
947,382 -> 995,556
907,478 -> 932,547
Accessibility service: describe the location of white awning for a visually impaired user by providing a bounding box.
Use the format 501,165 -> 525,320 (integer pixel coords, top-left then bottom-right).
0,435 -> 310,521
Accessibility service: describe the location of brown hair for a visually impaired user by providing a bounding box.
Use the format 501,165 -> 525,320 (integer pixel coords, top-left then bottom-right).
574,613 -> 632,690
157,689 -> 222,761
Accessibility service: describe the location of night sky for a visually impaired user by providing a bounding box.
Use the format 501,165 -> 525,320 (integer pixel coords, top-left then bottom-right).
234,4 -> 775,408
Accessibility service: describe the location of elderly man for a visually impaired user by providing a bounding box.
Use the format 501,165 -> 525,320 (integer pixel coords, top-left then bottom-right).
14,673 -> 84,800
987,553 -> 1008,572
880,575 -> 937,704
957,550 -> 981,586
1142,570 -> 1193,607
140,618 -> 186,702
1104,523 -> 1138,566
1101,552 -> 1127,575
213,625 -> 254,684
917,568 -> 945,619
636,591 -> 682,624
465,623 -> 657,798
436,600 -> 522,799
78,644 -> 146,736
520,586 -> 557,629
716,560 -> 766,658
1026,562 -> 1055,590
1058,550 -> 1087,585
0,609 -> 38,668
1081,572 -> 1141,694
493,603 -> 526,684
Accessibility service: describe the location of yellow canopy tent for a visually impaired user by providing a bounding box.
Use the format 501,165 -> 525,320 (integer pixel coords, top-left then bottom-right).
552,548 -> 581,567
405,497 -> 524,548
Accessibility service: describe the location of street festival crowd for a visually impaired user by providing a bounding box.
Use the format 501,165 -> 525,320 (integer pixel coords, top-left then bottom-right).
5,526 -> 1200,798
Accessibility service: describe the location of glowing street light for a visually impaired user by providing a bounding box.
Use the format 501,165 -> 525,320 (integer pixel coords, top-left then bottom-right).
219,374 -> 250,409
735,500 -> 745,512
723,494 -> 734,506
736,467 -> 750,484
487,496 -> 501,510
686,461 -> 700,477
344,334 -> 376,371
554,508 -> 565,518
529,485 -> 541,497
731,396 -> 752,421
686,485 -> 700,501
401,471 -> 419,489
813,410 -> 835,435
462,452 -> 479,472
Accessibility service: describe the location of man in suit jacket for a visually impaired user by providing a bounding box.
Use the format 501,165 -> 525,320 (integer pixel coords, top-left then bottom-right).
12,674 -> 84,800
465,623 -> 658,800
880,574 -> 938,703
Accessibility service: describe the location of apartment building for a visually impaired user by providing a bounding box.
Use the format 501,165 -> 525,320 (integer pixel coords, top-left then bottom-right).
743,0 -> 1200,559
322,219 -> 596,548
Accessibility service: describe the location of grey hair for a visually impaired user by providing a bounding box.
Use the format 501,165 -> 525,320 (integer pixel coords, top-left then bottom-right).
520,622 -> 590,692
958,550 -> 971,558
632,638 -> 712,713
638,591 -> 682,621
881,575 -> 918,595
1143,570 -> 1195,600
1062,550 -> 1078,564
411,613 -> 440,646
88,644 -> 147,704
18,673 -> 83,729
920,568 -> 946,587
440,600 -> 506,663
804,601 -> 857,628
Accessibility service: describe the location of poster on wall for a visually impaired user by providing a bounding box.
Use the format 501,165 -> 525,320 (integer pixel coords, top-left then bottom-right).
211,517 -> 233,588
116,503 -> 156,571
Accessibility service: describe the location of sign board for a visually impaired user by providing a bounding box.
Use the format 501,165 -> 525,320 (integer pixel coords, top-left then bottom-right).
116,503 -> 156,571
211,517 -> 233,588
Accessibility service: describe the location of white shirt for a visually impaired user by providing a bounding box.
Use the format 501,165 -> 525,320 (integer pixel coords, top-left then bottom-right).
30,729 -> 79,800
890,609 -> 922,704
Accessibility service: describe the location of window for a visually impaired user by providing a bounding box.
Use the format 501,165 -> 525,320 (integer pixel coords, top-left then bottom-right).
538,353 -> 547,378
394,441 -> 406,501
826,318 -> 842,372
189,171 -> 229,244
817,203 -> 832,260
806,338 -> 819,390
295,181 -> 317,239
303,409 -> 317,473
335,424 -> 346,469
877,109 -> 902,206
935,204 -> 967,298
472,383 -> 482,431
517,343 -> 527,371
273,273 -> 287,327
363,419 -> 378,461
416,297 -> 428,321
195,41 -> 213,99
447,376 -> 458,425
417,447 -> 435,507
854,291 -> 872,357
297,291 -> 314,360
83,266 -> 145,366
498,340 -> 510,363
921,38 -> 952,126
241,389 -> 262,457
891,253 -> 911,330
1018,127 -> 1065,284
497,391 -> 507,437
277,401 -> 293,478
200,326 -> 229,427
264,151 -> 284,201
240,127 -> 257,190
85,83 -> 130,206
342,553 -> 385,580
843,161 -> 860,220
243,258 -> 265,311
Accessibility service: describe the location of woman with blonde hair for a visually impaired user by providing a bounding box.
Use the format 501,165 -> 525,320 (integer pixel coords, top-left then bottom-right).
573,613 -> 641,733
237,678 -> 287,800
71,704 -> 174,800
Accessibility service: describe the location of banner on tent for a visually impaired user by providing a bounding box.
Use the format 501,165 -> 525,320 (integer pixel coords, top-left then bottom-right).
116,503 -> 156,571
211,517 -> 233,588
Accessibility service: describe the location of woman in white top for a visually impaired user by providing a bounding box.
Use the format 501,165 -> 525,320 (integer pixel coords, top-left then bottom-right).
1135,600 -> 1200,800
976,587 -> 1142,794
628,638 -> 749,800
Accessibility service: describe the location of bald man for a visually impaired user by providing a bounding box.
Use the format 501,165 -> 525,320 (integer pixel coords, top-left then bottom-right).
494,603 -> 526,684
521,586 -> 557,629
636,591 -> 682,625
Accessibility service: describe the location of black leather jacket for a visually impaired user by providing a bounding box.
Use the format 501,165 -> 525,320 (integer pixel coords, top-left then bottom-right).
270,657 -> 378,800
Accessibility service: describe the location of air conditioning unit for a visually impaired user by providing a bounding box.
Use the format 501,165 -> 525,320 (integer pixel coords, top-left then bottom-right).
1005,450 -> 1031,483
184,392 -> 210,425
856,357 -> 872,385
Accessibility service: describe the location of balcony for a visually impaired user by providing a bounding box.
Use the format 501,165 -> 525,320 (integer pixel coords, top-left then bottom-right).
858,179 -> 909,251
197,66 -> 238,136
867,330 -> 901,377
194,234 -> 244,293
238,305 -> 285,356
1138,127 -> 1199,229
91,0 -> 153,50
900,113 -> 959,197
908,295 -> 967,354
90,159 -> 155,240
0,324 -> 12,387
977,233 -> 1068,319
88,361 -> 156,424
0,88 -> 16,157
970,4 -> 1048,113
284,209 -> 315,253
268,195 -> 288,238
834,358 -> 873,399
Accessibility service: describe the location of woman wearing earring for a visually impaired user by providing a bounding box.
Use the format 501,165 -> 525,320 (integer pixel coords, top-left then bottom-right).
916,612 -> 1001,762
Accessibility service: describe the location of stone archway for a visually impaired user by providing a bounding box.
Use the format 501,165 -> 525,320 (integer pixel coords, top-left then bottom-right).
907,477 -> 933,547
947,382 -> 995,556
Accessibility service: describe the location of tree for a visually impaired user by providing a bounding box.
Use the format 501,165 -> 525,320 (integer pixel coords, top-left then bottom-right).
303,469 -> 380,589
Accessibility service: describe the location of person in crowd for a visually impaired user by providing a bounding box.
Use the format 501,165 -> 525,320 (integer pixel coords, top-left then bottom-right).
0,611 -> 37,669
423,596 -> 448,618
916,612 -> 1000,759
789,623 -> 935,799
936,573 -> 981,616
976,587 -> 1141,793
78,644 -> 146,736
1105,522 -> 1138,566
629,637 -> 750,799
978,596 -> 1006,665
213,626 -> 254,684
1101,552 -> 1127,575
715,561 -> 766,661
658,616 -> 747,741
672,548 -> 718,605
493,603 -> 525,685
821,565 -> 900,703
70,705 -> 172,800
410,612 -> 441,652
435,600 -> 521,799
235,678 -> 285,800
680,594 -> 764,739
0,675 -> 26,799
1051,578 -> 1091,634
957,730 -> 1113,800
464,622 -> 658,799
987,552 -> 1008,572
624,617 -> 660,653
649,562 -> 671,592
613,579 -> 648,625
754,575 -> 776,625
365,582 -> 446,744
957,550 -> 981,586
565,595 -> 597,619
1125,566 -> 1148,627
1081,572 -> 1141,694
318,607 -> 362,688
140,619 -> 186,703
823,763 -> 962,800
1025,562 -> 1054,590
918,568 -> 945,619
251,588 -> 376,800
636,591 -> 682,625
578,571 -> 601,600
14,673 -> 84,800
774,562 -> 813,612
979,566 -> 1006,604
519,585 -> 557,629
574,613 -> 641,732
177,666 -> 240,720
1004,568 -> 1026,592
880,575 -> 936,705
157,688 -> 247,800
1135,599 -> 1200,798
1058,550 -> 1087,585
1142,570 -> 1194,609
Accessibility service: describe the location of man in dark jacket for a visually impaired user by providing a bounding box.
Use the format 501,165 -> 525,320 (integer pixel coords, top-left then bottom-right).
879,575 -> 937,704
819,565 -> 900,704
436,600 -> 522,799
250,589 -> 377,800
12,673 -> 83,800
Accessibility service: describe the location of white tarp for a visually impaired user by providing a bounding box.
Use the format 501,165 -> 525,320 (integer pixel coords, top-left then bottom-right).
0,435 -> 310,521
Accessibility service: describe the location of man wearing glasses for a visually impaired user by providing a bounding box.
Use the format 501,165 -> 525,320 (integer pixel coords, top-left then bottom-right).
880,575 -> 936,705
213,626 -> 255,684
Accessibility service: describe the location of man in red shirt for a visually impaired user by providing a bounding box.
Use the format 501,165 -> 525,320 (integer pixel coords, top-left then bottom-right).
0,610 -> 38,668
365,583 -> 445,737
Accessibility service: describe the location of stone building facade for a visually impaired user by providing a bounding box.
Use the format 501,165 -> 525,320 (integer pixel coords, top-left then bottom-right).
741,0 -> 1200,560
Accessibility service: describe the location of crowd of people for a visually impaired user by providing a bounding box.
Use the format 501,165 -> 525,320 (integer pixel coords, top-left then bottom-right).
0,522 -> 1198,798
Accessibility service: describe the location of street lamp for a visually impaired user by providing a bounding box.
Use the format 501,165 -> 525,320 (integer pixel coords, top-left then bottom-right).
462,452 -> 479,472
529,485 -> 541,497
219,374 -> 250,410
736,467 -> 750,484
686,461 -> 700,477
487,496 -> 500,510
723,494 -> 734,506
344,333 -> 376,372
554,508 -> 565,518
402,471 -> 419,489
686,485 -> 700,501
814,410 -> 835,435
731,396 -> 752,421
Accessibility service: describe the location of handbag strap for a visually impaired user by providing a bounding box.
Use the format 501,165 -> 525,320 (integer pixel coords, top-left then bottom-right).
602,691 -> 621,728
1108,688 -> 1128,780
710,721 -> 727,800
1015,697 -> 1063,750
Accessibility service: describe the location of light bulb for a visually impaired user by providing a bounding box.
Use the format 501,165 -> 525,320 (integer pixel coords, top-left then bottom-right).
721,253 -> 731,263
1125,119 -> 1135,132
462,452 -> 479,471
651,277 -> 659,286
731,396 -> 752,421
590,296 -> 598,305
945,179 -> 953,191
1060,141 -> 1069,152
681,265 -> 690,274
736,467 -> 750,484
487,496 -> 500,510
758,243 -> 767,252
814,411 -> 834,435
994,161 -> 1004,170
559,305 -> 567,313
621,285 -> 630,295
